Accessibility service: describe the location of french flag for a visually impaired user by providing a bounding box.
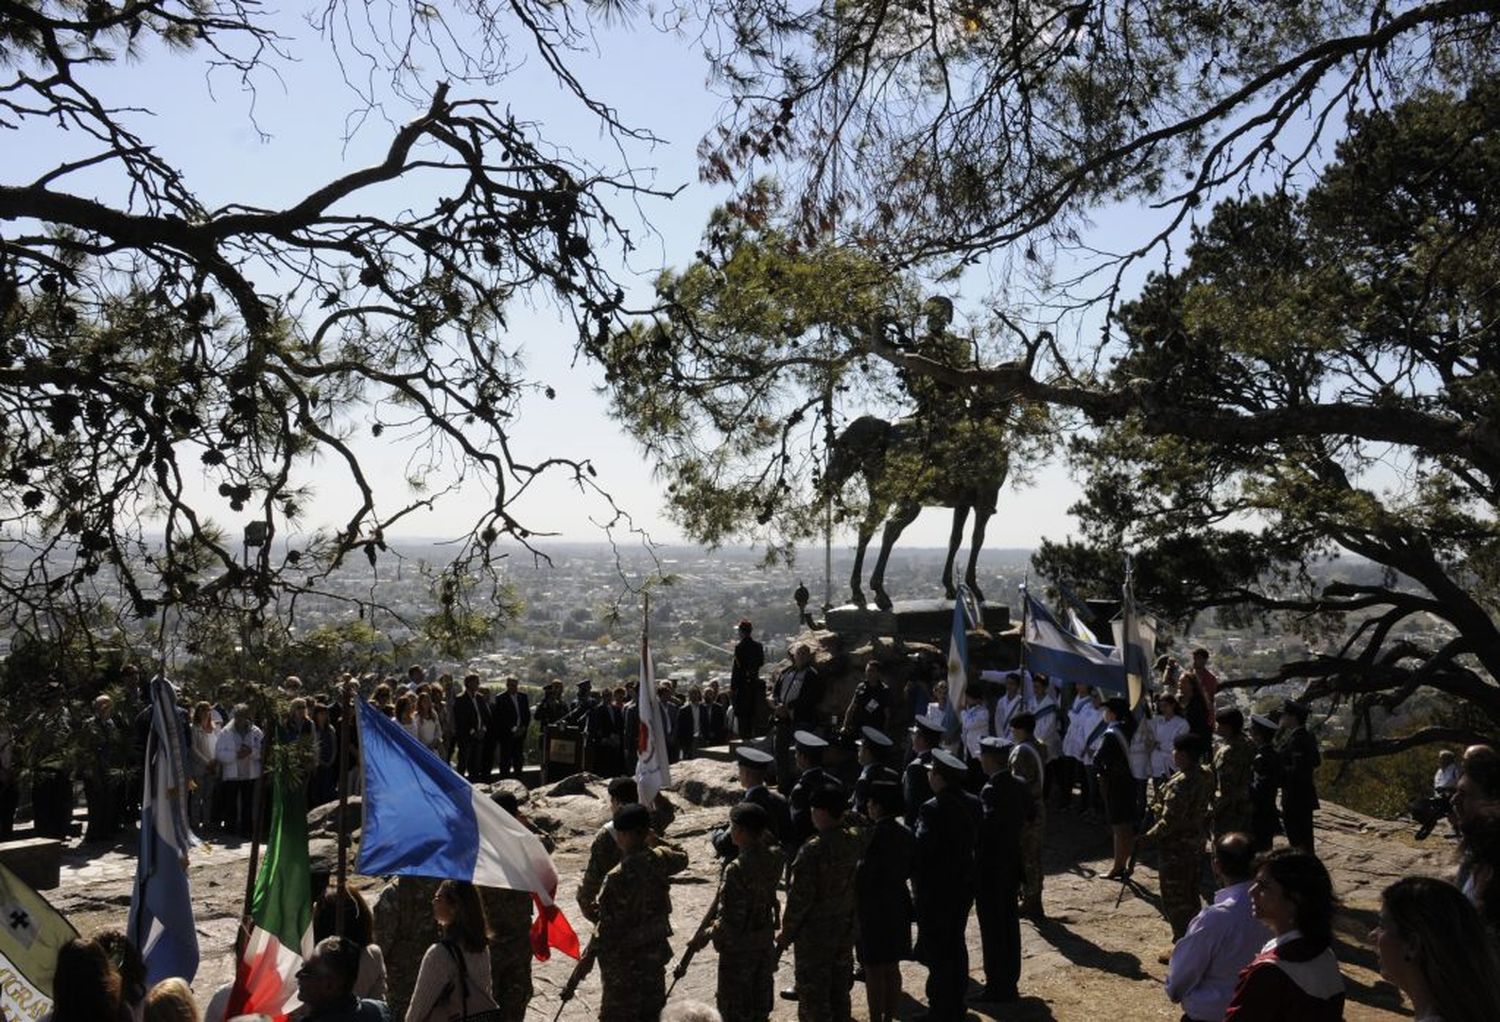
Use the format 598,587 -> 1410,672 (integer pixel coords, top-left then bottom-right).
355,699 -> 580,960
1023,592 -> 1126,694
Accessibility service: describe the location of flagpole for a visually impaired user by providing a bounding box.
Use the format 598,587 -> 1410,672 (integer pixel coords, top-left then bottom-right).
334,682 -> 352,936
238,716 -> 274,959
1019,572 -> 1030,674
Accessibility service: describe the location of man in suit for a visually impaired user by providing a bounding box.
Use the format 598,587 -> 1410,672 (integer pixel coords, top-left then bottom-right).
453,673 -> 492,782
771,644 -> 824,794
491,674 -> 531,779
914,748 -> 981,1020
974,736 -> 1028,1004
730,619 -> 766,739
1276,699 -> 1321,853
676,685 -> 716,759
586,686 -> 627,777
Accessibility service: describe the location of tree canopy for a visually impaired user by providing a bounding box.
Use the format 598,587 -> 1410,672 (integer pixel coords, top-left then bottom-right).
1032,82 -> 1499,753
0,0 -> 656,644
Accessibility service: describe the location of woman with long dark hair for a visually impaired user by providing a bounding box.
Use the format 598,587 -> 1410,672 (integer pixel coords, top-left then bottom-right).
1224,849 -> 1345,1021
47,937 -> 128,1022
1372,876 -> 1500,1022
404,880 -> 498,1022
1094,697 -> 1138,877
1177,672 -> 1212,738
313,884 -> 387,1002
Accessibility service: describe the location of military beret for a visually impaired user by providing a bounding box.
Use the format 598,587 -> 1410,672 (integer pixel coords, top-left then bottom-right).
868,780 -> 903,813
978,735 -> 1013,756
1173,732 -> 1210,760
612,803 -> 652,832
1009,712 -> 1036,732
729,802 -> 770,831
735,746 -> 774,768
1215,707 -> 1245,730
859,726 -> 893,749
793,730 -> 828,753
1104,697 -> 1131,720
738,619 -> 753,631
809,781 -> 847,812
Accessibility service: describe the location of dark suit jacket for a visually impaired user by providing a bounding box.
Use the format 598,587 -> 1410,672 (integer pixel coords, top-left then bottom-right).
586,701 -> 625,747
914,787 -> 980,916
977,772 -> 1027,895
453,691 -> 492,739
773,666 -> 825,726
491,690 -> 532,738
675,702 -> 718,755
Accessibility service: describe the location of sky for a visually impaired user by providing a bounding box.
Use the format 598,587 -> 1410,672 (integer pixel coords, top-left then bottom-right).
15,5 -> 1131,556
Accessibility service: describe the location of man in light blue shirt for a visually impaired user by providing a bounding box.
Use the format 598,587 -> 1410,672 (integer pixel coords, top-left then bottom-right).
1165,832 -> 1270,1021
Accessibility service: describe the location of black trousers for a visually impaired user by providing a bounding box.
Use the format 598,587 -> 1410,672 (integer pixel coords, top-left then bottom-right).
83,774 -> 119,842
32,769 -> 73,839
976,885 -> 1021,996
920,900 -> 973,1020
0,780 -> 18,838
497,732 -> 525,777
1283,797 -> 1315,852
220,778 -> 257,837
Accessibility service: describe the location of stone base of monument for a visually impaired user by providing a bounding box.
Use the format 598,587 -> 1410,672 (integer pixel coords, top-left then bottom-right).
825,598 -> 1013,647
0,836 -> 62,890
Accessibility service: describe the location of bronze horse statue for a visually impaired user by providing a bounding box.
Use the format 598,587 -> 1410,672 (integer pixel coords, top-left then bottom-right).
824,414 -> 1009,611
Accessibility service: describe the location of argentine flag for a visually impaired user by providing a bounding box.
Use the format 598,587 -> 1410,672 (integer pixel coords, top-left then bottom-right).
1023,593 -> 1126,694
356,699 -> 580,960
128,674 -> 200,987
943,590 -> 972,743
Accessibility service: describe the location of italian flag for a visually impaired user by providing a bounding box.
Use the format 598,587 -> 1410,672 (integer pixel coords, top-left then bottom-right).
225,775 -> 314,1021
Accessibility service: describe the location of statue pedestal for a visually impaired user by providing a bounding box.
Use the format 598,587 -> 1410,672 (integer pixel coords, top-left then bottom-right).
825,599 -> 1012,646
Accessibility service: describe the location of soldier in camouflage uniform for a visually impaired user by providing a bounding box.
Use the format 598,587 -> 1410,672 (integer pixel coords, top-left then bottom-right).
595,802 -> 690,1022
1006,711 -> 1048,919
1210,708 -> 1255,838
1139,731 -> 1214,941
576,776 -> 637,922
371,875 -> 441,1019
776,780 -> 860,1022
697,802 -> 781,1022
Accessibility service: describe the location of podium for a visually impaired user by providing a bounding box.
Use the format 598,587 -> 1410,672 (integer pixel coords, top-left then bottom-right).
544,724 -> 586,782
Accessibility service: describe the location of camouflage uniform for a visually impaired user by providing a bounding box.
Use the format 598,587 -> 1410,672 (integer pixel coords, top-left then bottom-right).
576,822 -> 621,922
371,875 -> 441,1020
782,824 -> 860,1022
595,839 -> 690,1022
480,886 -> 533,1022
1008,739 -> 1047,917
1211,733 -> 1255,838
1143,762 -> 1213,940
711,842 -> 781,1022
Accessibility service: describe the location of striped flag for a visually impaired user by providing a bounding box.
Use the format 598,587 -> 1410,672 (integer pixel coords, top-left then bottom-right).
1112,568 -> 1157,711
355,700 -> 580,960
635,594 -> 672,807
943,591 -> 971,744
225,774 -> 314,1021
1023,593 -> 1126,694
0,861 -> 77,1019
128,673 -> 199,986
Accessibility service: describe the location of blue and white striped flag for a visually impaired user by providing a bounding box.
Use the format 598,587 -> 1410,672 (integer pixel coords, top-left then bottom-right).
128,674 -> 199,986
943,590 -> 972,743
1023,593 -> 1126,694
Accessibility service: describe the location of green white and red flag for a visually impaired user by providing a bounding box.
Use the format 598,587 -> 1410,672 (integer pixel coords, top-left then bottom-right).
225,774 -> 314,1021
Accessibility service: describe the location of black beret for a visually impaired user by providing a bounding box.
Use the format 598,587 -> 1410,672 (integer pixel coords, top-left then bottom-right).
729,802 -> 770,832
1009,712 -> 1036,732
809,781 -> 847,813
1173,732 -> 1209,760
612,803 -> 652,832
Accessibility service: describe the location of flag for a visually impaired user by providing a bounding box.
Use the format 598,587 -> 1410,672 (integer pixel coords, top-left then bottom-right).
1067,607 -> 1100,645
225,774 -> 313,1022
128,674 -> 199,987
1022,593 -> 1126,694
0,861 -> 77,1020
635,594 -> 673,807
355,699 -> 579,960
1113,570 -> 1158,711
943,591 -> 970,743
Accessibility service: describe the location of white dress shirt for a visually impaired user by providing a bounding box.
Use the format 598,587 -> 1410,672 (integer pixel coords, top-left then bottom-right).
214,724 -> 264,781
1165,879 -> 1270,1021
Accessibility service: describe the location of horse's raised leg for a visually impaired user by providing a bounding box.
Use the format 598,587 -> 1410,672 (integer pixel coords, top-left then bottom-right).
942,504 -> 971,600
966,503 -> 994,603
870,501 -> 921,611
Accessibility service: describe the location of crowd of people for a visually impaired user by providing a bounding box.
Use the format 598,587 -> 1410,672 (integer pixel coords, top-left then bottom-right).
10,627 -> 1500,1022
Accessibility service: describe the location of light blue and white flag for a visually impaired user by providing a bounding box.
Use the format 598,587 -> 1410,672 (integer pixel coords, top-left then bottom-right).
1066,607 -> 1101,645
635,594 -> 673,807
1022,593 -> 1126,694
128,674 -> 199,986
1112,572 -> 1157,710
356,699 -> 579,959
943,590 -> 971,743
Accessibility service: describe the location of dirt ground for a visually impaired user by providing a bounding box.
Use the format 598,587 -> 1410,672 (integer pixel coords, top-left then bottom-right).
50,757 -> 1445,1020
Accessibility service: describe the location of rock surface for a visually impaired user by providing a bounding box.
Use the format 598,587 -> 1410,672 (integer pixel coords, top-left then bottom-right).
50,755 -> 1444,1020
